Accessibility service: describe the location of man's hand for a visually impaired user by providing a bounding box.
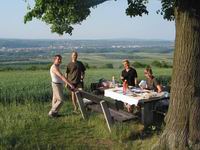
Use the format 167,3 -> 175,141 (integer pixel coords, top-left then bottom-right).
70,84 -> 75,91
68,84 -> 76,92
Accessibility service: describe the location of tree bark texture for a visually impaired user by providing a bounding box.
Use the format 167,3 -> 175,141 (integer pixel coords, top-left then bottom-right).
153,1 -> 200,150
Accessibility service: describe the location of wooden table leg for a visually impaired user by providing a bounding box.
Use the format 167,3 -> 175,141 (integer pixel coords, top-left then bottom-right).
75,91 -> 87,120
141,103 -> 154,127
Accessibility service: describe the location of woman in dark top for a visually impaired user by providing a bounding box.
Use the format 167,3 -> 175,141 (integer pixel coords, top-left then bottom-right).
120,59 -> 138,113
121,59 -> 138,86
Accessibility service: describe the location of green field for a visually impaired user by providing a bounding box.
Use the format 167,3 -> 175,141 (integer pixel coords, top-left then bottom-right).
0,68 -> 172,104
0,68 -> 172,149
0,49 -> 173,71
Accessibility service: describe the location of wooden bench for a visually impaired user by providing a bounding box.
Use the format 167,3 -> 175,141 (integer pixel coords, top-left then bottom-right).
75,90 -> 137,132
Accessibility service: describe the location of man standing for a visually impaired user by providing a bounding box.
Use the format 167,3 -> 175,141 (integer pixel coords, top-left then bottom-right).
66,51 -> 86,112
49,55 -> 74,117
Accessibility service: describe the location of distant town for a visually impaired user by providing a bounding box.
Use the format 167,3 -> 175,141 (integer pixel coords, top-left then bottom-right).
0,39 -> 174,52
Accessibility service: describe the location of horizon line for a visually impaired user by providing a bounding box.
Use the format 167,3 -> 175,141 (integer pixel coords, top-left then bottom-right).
0,37 -> 175,42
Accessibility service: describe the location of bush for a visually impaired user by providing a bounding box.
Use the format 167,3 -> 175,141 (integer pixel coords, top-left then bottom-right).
132,61 -> 147,68
26,66 -> 39,71
151,60 -> 171,68
103,63 -> 114,69
160,61 -> 172,68
151,60 -> 162,67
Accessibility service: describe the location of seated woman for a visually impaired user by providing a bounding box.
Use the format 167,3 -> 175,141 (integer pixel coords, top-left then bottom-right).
142,66 -> 162,93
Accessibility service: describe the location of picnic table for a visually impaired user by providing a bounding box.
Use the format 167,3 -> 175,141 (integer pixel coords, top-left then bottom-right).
75,86 -> 169,132
104,87 -> 169,126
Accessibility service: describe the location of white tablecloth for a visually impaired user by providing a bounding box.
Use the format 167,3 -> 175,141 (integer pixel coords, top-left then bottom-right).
104,87 -> 168,105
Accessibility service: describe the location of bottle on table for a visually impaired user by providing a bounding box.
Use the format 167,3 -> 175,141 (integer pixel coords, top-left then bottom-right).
112,76 -> 115,88
123,80 -> 127,94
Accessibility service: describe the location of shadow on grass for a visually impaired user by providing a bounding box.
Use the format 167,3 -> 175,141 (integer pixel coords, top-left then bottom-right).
126,114 -> 166,141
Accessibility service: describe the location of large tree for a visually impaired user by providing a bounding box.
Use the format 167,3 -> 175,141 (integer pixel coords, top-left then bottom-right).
24,0 -> 200,149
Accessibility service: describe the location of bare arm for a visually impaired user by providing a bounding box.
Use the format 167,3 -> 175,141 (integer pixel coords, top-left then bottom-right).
157,84 -> 162,93
52,66 -> 73,88
134,78 -> 138,86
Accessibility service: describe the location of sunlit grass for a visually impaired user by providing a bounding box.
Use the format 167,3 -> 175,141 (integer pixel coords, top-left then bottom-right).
0,69 -> 170,149
0,101 -> 160,149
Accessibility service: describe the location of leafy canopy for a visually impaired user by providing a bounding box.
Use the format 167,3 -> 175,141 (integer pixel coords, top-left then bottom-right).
24,0 -> 175,35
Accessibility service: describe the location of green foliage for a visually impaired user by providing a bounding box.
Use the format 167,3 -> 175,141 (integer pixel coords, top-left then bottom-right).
132,61 -> 147,68
159,0 -> 175,21
24,0 -> 175,35
0,65 -> 51,71
151,60 -> 171,68
160,60 -> 171,68
151,60 -> 162,67
0,67 -> 15,71
24,0 -> 89,35
126,0 -> 149,17
103,63 -> 114,69
26,65 -> 38,70
24,0 -> 108,35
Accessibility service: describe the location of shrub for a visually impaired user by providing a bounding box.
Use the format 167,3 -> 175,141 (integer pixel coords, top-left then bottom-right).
151,60 -> 162,67
132,61 -> 147,68
103,63 -> 114,69
151,60 -> 171,68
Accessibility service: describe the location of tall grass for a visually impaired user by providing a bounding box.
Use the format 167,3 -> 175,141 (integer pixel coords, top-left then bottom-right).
0,68 -> 171,149
0,68 -> 172,104
0,71 -> 52,104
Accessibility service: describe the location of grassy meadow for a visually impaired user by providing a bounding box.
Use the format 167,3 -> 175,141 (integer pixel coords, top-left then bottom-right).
0,68 -> 172,149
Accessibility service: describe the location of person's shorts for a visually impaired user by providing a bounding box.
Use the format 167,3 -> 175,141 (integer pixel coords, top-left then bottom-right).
68,82 -> 83,90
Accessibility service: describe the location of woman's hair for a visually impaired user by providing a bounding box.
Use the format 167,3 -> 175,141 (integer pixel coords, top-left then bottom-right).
72,49 -> 78,55
145,65 -> 153,75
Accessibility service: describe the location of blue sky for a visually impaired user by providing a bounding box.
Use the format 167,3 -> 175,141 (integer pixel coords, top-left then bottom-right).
0,0 -> 175,40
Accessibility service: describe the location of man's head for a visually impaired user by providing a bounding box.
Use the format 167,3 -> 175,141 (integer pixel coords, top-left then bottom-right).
122,59 -> 130,69
53,54 -> 62,65
71,50 -> 78,62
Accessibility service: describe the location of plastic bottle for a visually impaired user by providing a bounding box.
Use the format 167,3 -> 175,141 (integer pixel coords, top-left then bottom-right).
123,80 -> 127,94
112,76 -> 115,87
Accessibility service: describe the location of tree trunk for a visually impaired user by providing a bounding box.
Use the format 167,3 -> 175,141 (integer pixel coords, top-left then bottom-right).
153,2 -> 200,150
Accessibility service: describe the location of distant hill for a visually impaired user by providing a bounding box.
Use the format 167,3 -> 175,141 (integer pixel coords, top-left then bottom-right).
0,38 -> 174,52
0,39 -> 174,70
